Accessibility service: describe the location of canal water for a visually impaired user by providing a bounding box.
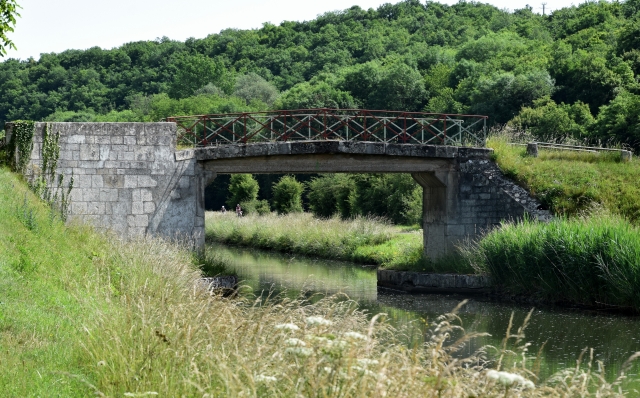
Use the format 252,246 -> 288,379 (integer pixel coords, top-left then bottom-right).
206,243 -> 640,384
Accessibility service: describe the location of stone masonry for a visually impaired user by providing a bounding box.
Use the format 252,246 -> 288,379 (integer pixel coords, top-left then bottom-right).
5,122 -> 208,248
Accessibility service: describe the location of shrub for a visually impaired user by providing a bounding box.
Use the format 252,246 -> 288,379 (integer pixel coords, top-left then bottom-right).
226,174 -> 259,209
240,199 -> 271,215
272,175 -> 304,214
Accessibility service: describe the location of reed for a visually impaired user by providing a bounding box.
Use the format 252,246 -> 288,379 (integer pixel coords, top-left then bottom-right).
465,214 -> 640,309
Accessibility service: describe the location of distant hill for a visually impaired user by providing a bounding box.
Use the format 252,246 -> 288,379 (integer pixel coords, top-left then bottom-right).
1,0 -> 639,148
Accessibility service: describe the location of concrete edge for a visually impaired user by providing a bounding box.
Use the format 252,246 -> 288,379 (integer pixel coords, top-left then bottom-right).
175,149 -> 195,161
377,269 -> 493,295
191,141 -> 493,161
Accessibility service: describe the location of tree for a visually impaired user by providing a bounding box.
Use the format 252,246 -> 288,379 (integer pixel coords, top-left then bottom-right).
272,175 -> 304,214
233,73 -> 280,107
509,97 -> 594,142
168,53 -> 233,99
593,90 -> 640,148
274,81 -> 358,110
0,0 -> 20,56
226,174 -> 259,209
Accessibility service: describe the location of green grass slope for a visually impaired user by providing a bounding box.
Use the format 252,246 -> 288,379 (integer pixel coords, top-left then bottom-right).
0,168 -> 106,396
489,137 -> 640,223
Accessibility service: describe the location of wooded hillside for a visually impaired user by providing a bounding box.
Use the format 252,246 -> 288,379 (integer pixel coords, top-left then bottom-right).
2,0 -> 640,148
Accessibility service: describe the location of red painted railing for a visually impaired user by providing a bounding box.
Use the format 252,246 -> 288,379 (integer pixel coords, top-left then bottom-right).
166,108 -> 488,148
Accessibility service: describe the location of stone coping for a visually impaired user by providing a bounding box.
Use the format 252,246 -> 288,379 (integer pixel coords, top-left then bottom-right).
175,141 -> 492,161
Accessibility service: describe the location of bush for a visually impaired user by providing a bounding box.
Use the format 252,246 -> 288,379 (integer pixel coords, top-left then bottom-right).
272,175 -> 304,214
240,199 -> 271,216
226,174 -> 259,209
306,174 -> 422,225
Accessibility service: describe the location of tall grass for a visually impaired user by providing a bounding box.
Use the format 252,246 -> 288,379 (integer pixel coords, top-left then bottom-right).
465,214 -> 640,309
205,212 -> 477,273
1,167 -> 637,396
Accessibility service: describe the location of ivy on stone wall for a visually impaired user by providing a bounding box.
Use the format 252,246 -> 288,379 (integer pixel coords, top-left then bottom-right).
8,120 -> 35,173
31,123 -> 74,221
41,123 -> 60,181
6,121 -> 74,222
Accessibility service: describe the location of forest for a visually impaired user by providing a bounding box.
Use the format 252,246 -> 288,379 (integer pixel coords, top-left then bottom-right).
1,0 -> 639,149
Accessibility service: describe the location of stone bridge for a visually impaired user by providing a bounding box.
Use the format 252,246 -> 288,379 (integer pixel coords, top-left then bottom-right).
6,122 -> 549,260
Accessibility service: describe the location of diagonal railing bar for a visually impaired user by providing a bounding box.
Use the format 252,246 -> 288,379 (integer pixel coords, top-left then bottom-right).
167,109 -> 487,147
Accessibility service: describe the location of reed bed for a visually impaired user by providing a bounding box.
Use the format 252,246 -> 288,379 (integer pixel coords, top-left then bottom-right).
465,214 -> 640,309
205,212 -> 425,267
205,212 -> 479,274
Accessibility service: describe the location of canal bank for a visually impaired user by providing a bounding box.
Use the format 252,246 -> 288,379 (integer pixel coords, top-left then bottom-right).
208,242 -> 640,385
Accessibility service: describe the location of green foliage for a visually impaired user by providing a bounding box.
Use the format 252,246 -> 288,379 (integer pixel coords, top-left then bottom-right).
274,81 -> 357,109
226,174 -> 259,208
271,175 -> 304,214
1,0 -> 640,149
306,173 -> 421,225
509,97 -> 594,141
233,72 -> 280,107
593,90 -> 640,148
7,120 -> 34,173
168,53 -> 233,98
467,215 -> 640,309
0,0 -> 19,56
239,199 -> 271,215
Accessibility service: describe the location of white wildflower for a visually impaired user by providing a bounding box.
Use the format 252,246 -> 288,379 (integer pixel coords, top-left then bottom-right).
285,337 -> 307,347
486,370 -> 535,388
96,360 -> 106,367
306,316 -> 333,326
275,323 -> 299,331
255,374 -> 277,383
357,358 -> 379,367
285,347 -> 313,357
344,331 -> 368,341
326,339 -> 347,349
308,335 -> 330,344
123,393 -> 158,397
351,366 -> 378,378
323,367 -> 334,373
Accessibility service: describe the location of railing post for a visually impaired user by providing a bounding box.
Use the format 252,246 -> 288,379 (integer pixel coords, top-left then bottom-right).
384,118 -> 387,142
346,116 -> 349,141
243,114 -> 246,143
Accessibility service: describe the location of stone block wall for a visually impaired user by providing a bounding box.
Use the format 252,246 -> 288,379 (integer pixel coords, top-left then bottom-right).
6,122 -> 205,247
413,157 -> 551,259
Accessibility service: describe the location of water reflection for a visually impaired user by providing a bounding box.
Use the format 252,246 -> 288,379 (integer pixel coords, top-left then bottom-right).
207,243 -> 640,382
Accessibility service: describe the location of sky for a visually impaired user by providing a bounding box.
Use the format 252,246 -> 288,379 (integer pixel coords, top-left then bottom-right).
5,0 -> 583,61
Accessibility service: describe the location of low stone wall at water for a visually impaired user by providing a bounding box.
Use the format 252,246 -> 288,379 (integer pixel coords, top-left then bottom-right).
377,269 -> 492,294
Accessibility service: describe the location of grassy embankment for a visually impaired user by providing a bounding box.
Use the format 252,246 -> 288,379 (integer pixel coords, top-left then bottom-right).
204,212 -> 473,273
6,166 -> 631,396
456,136 -> 640,309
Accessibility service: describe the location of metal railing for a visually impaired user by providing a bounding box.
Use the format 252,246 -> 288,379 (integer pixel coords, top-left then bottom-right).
166,108 -> 488,148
